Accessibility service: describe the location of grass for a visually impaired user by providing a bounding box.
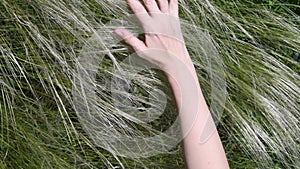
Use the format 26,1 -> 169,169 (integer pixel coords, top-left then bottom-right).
0,0 -> 299,168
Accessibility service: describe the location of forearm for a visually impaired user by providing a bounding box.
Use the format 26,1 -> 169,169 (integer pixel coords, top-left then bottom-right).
116,1 -> 229,167
166,56 -> 229,169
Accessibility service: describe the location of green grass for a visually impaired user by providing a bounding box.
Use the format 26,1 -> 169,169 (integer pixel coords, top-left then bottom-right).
0,0 -> 299,168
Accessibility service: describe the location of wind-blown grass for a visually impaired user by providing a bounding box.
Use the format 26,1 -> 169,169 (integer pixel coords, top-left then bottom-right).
0,0 -> 299,168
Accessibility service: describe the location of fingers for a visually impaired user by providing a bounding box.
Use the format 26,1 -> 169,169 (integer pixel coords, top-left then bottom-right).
169,0 -> 179,16
127,0 -> 179,16
157,0 -> 169,13
142,0 -> 160,13
115,28 -> 147,52
127,0 -> 147,14
127,0 -> 151,21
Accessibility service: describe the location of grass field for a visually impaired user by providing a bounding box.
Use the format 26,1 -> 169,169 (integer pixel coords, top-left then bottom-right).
0,0 -> 299,168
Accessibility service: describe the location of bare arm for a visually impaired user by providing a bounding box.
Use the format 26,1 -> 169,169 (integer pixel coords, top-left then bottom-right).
115,0 -> 229,168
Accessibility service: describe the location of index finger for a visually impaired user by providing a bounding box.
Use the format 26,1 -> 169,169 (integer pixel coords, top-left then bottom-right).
127,0 -> 147,13
127,0 -> 151,22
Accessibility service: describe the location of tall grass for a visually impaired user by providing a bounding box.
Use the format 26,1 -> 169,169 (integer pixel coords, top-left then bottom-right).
0,0 -> 299,168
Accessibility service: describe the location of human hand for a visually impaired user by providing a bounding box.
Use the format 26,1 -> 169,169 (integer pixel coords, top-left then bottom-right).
114,2 -> 229,168
115,0 -> 194,73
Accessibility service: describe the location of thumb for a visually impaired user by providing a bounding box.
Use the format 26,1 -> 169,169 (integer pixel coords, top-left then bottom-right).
115,28 -> 147,52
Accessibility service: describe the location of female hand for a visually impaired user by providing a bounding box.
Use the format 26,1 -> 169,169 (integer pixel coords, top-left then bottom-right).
115,1 -> 229,168
114,0 -> 194,73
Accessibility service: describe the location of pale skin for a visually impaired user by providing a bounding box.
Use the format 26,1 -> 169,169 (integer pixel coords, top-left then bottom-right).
115,0 -> 230,168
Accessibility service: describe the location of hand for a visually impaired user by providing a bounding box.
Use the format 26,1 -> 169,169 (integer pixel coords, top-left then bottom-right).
115,1 -> 229,168
115,0 -> 193,72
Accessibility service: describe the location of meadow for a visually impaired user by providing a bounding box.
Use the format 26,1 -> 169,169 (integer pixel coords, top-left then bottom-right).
0,0 -> 299,168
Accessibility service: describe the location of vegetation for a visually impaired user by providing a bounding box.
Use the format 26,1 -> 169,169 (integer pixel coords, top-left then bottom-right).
0,0 -> 299,168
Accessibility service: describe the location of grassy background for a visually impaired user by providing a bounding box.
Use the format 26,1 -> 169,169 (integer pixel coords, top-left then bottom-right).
0,0 -> 299,168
